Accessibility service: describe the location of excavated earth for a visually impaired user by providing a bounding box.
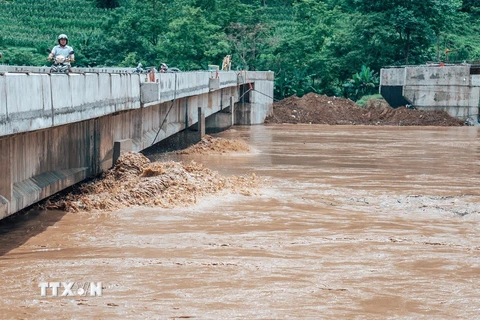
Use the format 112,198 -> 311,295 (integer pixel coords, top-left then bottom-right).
265,93 -> 465,126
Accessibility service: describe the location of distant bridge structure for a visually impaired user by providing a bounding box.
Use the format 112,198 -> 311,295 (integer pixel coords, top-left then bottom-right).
380,64 -> 480,124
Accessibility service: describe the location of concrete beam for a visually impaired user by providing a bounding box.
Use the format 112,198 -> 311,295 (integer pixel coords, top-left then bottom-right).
240,71 -> 274,81
230,96 -> 235,125
249,80 -> 274,124
205,112 -> 232,133
3,73 -> 52,134
380,68 -> 405,86
11,168 -> 89,213
0,138 -> 11,219
205,97 -> 234,133
404,85 -> 478,107
0,195 -> 8,220
141,83 -> 159,104
0,75 -> 6,133
198,107 -> 205,137
219,72 -> 238,89
209,78 -> 220,91
405,65 -> 470,86
235,102 -> 251,125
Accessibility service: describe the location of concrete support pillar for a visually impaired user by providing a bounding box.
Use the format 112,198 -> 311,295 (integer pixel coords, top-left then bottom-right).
230,96 -> 235,125
113,139 -> 133,167
235,102 -> 252,125
184,99 -> 189,129
205,96 -> 236,134
198,107 -> 205,137
0,138 -> 11,219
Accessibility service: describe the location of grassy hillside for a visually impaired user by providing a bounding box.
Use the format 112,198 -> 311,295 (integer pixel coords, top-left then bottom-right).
0,0 -> 108,65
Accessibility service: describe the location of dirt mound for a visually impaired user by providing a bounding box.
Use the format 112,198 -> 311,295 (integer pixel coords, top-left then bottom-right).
265,93 -> 464,126
176,135 -> 250,155
47,152 -> 259,212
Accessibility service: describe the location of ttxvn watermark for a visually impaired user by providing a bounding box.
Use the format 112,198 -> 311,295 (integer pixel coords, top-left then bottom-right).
39,282 -> 103,297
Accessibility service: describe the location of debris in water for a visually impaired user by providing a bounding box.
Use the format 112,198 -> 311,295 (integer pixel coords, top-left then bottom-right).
47,151 -> 259,212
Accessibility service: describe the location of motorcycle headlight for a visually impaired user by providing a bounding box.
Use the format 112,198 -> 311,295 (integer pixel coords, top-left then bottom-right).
55,55 -> 66,63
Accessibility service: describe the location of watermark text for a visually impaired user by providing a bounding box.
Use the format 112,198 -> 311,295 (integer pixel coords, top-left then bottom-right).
39,282 -> 102,297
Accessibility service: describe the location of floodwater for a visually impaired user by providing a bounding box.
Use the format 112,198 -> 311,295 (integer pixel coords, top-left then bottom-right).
0,124 -> 479,319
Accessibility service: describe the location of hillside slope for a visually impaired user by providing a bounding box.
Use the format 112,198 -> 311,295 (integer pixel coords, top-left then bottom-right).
0,0 -> 108,65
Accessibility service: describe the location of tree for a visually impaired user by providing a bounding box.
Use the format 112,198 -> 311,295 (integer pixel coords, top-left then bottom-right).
347,0 -> 462,64
159,5 -> 229,70
93,0 -> 120,9
270,0 -> 338,96
227,22 -> 271,70
462,0 -> 480,14
427,0 -> 463,61
343,65 -> 379,101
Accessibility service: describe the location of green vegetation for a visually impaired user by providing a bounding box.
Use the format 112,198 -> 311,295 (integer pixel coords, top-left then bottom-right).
0,0 -> 110,65
343,65 -> 379,101
1,0 -> 479,101
355,94 -> 383,108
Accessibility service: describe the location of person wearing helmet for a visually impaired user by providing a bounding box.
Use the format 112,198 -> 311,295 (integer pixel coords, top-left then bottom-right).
48,34 -> 75,71
160,62 -> 168,73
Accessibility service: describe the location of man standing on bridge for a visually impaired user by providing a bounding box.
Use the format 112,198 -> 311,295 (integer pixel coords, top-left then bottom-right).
48,34 -> 75,72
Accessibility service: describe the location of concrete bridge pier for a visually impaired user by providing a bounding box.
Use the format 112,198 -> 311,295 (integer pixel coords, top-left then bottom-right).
198,106 -> 205,137
143,106 -> 208,155
0,139 -> 11,219
205,97 -> 235,134
235,74 -> 274,125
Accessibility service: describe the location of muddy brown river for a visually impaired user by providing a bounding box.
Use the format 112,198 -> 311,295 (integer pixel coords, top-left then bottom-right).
0,124 -> 479,319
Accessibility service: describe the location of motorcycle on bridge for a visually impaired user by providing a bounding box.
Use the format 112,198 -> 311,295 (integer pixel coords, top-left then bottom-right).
49,53 -> 73,74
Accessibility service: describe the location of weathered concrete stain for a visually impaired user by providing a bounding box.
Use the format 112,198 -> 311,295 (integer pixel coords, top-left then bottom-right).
410,74 -> 425,80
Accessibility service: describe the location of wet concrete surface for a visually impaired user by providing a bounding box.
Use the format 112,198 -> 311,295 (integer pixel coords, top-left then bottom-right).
0,124 -> 479,319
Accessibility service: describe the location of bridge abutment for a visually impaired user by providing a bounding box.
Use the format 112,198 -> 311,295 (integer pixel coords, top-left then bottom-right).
380,65 -> 480,124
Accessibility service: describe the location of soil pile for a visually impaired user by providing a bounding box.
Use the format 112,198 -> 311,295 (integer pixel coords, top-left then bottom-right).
265,93 -> 464,126
47,152 -> 258,212
176,135 -> 250,155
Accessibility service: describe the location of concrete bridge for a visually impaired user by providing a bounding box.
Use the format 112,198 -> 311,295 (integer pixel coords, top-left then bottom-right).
380,64 -> 480,123
0,67 -> 274,219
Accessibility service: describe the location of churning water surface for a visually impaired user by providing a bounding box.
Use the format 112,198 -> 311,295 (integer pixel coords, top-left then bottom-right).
0,124 -> 479,319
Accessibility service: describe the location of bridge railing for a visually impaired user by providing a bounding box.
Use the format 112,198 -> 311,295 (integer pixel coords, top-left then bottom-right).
0,67 -> 254,136
0,67 -> 269,137
0,65 -> 136,74
0,71 -> 141,136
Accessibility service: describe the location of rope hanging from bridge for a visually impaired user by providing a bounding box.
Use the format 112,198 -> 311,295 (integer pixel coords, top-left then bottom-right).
151,73 -> 178,147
